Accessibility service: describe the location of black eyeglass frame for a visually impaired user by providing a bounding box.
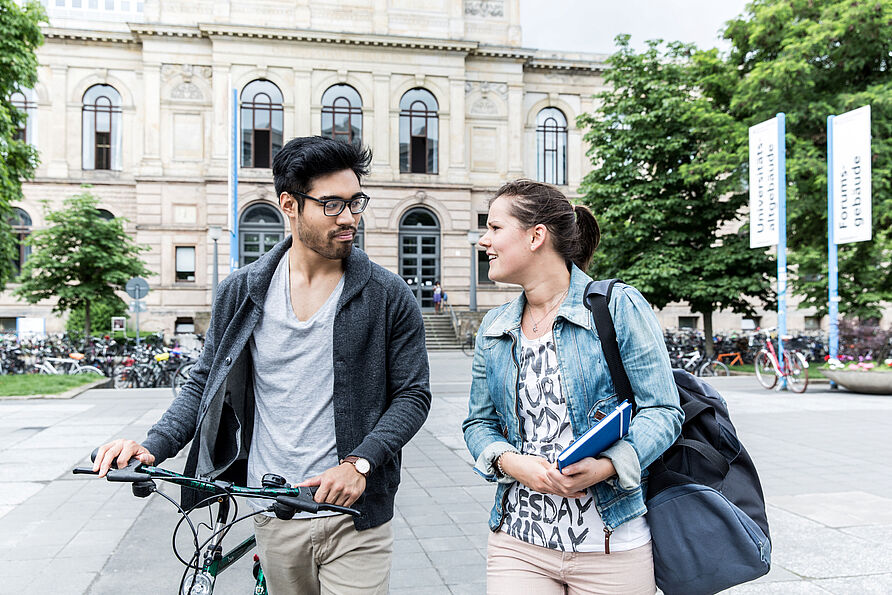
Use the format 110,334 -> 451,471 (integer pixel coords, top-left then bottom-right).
291,191 -> 370,217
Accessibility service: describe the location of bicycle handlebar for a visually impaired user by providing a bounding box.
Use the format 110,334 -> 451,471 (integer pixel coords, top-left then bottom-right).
73,449 -> 361,517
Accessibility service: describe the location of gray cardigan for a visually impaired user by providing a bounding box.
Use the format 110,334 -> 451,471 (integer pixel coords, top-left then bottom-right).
142,237 -> 432,530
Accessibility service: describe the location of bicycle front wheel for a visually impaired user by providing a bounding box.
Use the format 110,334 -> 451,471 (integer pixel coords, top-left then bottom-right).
113,366 -> 136,389
754,350 -> 777,389
75,365 -> 104,375
699,360 -> 730,377
461,335 -> 475,357
172,361 -> 195,397
783,351 -> 809,393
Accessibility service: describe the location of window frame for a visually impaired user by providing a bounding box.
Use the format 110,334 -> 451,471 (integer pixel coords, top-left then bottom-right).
240,80 -> 284,169
9,207 -> 31,277
174,245 -> 196,283
82,84 -> 122,171
536,107 -> 568,185
399,88 -> 439,175
321,84 -> 363,146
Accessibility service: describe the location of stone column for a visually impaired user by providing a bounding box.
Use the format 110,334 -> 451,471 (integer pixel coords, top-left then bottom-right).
507,82 -> 524,177
448,76 -> 467,181
207,63 -> 230,177
47,65 -> 69,178
293,70 -> 312,137
141,62 -> 163,176
373,74 -> 391,171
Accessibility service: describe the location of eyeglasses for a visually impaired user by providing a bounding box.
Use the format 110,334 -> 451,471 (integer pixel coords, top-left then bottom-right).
291,191 -> 370,217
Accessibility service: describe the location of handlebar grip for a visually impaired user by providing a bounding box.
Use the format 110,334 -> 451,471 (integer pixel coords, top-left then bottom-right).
276,495 -> 319,514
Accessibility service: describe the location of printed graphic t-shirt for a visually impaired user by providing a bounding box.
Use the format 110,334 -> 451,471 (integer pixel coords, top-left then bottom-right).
500,330 -> 651,552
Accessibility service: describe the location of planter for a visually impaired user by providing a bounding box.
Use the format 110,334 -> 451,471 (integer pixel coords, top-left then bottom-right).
821,369 -> 892,395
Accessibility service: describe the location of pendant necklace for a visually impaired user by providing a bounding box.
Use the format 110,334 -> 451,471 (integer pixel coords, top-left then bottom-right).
527,288 -> 569,333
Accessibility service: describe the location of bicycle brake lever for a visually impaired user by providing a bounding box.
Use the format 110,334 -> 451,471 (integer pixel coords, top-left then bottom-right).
106,459 -> 149,483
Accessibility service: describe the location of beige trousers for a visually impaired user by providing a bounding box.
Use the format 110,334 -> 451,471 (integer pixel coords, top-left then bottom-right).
486,530 -> 657,595
253,514 -> 393,595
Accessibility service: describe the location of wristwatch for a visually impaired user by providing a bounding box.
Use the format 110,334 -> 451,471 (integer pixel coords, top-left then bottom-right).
342,456 -> 371,477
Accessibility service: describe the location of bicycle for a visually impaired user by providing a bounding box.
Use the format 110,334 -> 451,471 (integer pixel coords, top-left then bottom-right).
717,351 -> 744,367
73,450 -> 360,594
753,328 -> 809,393
33,352 -> 104,375
461,329 -> 476,357
673,349 -> 730,377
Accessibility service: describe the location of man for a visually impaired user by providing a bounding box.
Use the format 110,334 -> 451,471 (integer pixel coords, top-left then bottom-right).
94,136 -> 432,594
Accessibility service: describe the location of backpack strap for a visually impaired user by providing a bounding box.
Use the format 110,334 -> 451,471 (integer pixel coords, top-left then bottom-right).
583,279 -> 636,414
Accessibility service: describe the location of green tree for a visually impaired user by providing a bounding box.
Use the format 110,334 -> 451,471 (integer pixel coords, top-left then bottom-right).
0,0 -> 45,289
14,189 -> 150,336
578,35 -> 776,354
722,0 -> 892,318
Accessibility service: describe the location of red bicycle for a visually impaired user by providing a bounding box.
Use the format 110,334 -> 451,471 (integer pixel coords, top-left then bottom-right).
754,328 -> 809,393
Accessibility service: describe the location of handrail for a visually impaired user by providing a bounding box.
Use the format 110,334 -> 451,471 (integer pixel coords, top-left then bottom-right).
444,302 -> 460,339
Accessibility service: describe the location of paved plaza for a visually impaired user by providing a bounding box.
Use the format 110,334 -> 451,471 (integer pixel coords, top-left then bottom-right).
1,352 -> 891,594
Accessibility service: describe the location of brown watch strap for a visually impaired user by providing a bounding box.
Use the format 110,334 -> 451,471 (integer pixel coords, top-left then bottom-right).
341,455 -> 369,477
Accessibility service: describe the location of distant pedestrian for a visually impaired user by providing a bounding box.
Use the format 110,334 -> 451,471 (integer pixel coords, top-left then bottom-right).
432,281 -> 442,314
462,180 -> 682,594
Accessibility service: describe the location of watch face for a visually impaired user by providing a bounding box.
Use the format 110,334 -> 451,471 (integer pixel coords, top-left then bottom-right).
355,458 -> 371,475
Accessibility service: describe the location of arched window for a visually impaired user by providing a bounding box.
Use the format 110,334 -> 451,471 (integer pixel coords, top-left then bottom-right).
82,84 -> 123,170
241,80 -> 284,169
96,209 -> 115,221
239,203 -> 284,267
10,88 -> 36,144
536,107 -> 568,185
10,208 -> 31,277
321,84 -> 362,146
399,89 -> 438,174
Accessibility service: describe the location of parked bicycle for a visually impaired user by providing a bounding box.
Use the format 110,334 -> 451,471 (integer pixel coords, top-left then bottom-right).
461,329 -> 476,357
753,328 -> 809,393
32,352 -> 103,376
73,450 -> 360,594
672,349 -> 731,377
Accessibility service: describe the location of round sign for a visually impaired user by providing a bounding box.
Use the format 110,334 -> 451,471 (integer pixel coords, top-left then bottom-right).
125,277 -> 150,299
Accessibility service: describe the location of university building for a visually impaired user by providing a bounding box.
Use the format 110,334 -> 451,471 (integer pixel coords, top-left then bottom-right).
5,0 -> 828,335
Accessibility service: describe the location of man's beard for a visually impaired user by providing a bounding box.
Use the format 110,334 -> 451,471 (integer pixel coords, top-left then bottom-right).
297,217 -> 355,260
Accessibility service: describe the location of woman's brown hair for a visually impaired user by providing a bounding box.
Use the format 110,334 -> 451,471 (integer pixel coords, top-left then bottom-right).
491,179 -> 600,271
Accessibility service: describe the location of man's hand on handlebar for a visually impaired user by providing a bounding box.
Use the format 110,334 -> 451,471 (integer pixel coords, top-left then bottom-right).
93,438 -> 156,477
296,463 -> 365,508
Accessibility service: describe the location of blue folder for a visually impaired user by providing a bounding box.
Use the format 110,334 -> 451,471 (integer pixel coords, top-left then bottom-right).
557,400 -> 632,472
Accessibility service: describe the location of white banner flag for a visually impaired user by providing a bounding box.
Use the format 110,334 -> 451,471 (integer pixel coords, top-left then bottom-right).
831,105 -> 872,245
749,117 -> 782,248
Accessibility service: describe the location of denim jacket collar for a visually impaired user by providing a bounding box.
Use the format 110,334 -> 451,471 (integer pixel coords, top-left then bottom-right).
482,264 -> 594,338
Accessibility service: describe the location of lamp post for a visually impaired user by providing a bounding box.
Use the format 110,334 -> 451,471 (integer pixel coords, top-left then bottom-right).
466,230 -> 481,312
209,226 -> 222,305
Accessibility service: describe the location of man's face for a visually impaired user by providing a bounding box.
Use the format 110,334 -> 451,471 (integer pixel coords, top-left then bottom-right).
283,169 -> 363,261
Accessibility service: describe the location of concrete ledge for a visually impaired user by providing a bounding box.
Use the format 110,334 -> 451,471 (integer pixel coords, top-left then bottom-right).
0,375 -> 112,401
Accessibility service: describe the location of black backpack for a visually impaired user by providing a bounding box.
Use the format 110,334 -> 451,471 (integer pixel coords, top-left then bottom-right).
584,279 -> 771,595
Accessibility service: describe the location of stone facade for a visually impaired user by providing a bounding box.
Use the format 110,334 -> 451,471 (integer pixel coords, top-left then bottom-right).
5,0 -> 849,335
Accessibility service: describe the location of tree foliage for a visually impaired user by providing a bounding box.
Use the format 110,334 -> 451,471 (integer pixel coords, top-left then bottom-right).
14,189 -> 150,336
0,0 -> 45,289
578,35 -> 775,350
722,0 -> 892,318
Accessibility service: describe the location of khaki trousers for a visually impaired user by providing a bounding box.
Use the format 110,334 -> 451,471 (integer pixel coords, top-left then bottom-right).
486,530 -> 657,595
253,514 -> 393,595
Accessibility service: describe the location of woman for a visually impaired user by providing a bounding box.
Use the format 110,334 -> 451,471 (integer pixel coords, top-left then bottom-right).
462,180 -> 682,594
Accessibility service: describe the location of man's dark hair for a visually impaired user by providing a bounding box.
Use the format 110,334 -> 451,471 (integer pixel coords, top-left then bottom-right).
273,136 -> 372,212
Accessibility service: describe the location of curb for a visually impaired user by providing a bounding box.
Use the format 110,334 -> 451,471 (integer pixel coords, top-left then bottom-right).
0,375 -> 112,401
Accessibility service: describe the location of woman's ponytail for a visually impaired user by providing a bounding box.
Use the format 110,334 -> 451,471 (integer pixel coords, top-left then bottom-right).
572,204 -> 600,272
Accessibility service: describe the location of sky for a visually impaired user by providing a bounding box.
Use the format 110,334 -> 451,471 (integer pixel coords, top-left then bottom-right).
519,0 -> 751,55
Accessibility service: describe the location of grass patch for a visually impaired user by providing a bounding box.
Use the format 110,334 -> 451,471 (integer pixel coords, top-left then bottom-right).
726,363 -> 826,379
0,373 -> 103,397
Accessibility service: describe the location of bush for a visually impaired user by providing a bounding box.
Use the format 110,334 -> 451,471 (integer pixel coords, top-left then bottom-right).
66,297 -> 128,336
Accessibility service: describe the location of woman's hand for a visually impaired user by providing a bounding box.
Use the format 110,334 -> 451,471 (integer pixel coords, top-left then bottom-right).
499,453 -> 617,498
544,457 -> 617,498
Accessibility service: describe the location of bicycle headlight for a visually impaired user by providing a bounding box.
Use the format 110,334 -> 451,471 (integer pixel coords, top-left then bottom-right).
181,572 -> 213,595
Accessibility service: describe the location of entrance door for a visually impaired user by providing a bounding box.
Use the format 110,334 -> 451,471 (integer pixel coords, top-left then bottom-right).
240,203 -> 284,266
399,207 -> 440,309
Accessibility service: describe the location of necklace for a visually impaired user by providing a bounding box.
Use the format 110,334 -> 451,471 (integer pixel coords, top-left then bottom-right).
526,288 -> 569,333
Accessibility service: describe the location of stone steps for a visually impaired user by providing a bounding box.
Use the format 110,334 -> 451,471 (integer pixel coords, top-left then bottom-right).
422,313 -> 462,350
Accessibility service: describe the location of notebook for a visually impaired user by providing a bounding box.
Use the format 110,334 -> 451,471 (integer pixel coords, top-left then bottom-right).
556,400 -> 632,472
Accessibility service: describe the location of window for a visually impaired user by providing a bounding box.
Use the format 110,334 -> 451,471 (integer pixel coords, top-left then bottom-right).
741,317 -> 761,330
321,84 -> 362,146
804,316 -> 822,331
239,203 -> 284,267
10,89 -> 36,144
0,318 -> 15,333
477,213 -> 488,229
240,80 -> 283,168
96,208 -> 115,220
536,107 -> 568,185
478,250 -> 494,285
354,218 -> 365,251
9,208 -> 31,277
678,316 -> 699,329
175,246 -> 195,282
82,84 -> 122,170
174,317 -> 195,334
399,88 -> 438,174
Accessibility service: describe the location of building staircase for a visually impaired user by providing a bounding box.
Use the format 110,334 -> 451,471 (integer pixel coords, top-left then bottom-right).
422,312 -> 463,350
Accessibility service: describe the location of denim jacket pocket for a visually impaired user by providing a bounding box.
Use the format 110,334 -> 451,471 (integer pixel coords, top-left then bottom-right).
587,394 -> 619,426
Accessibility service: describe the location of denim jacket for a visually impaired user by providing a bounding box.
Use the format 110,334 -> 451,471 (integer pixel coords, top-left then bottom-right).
462,265 -> 682,538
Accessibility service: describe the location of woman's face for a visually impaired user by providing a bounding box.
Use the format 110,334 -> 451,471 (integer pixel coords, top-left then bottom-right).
478,196 -> 533,285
